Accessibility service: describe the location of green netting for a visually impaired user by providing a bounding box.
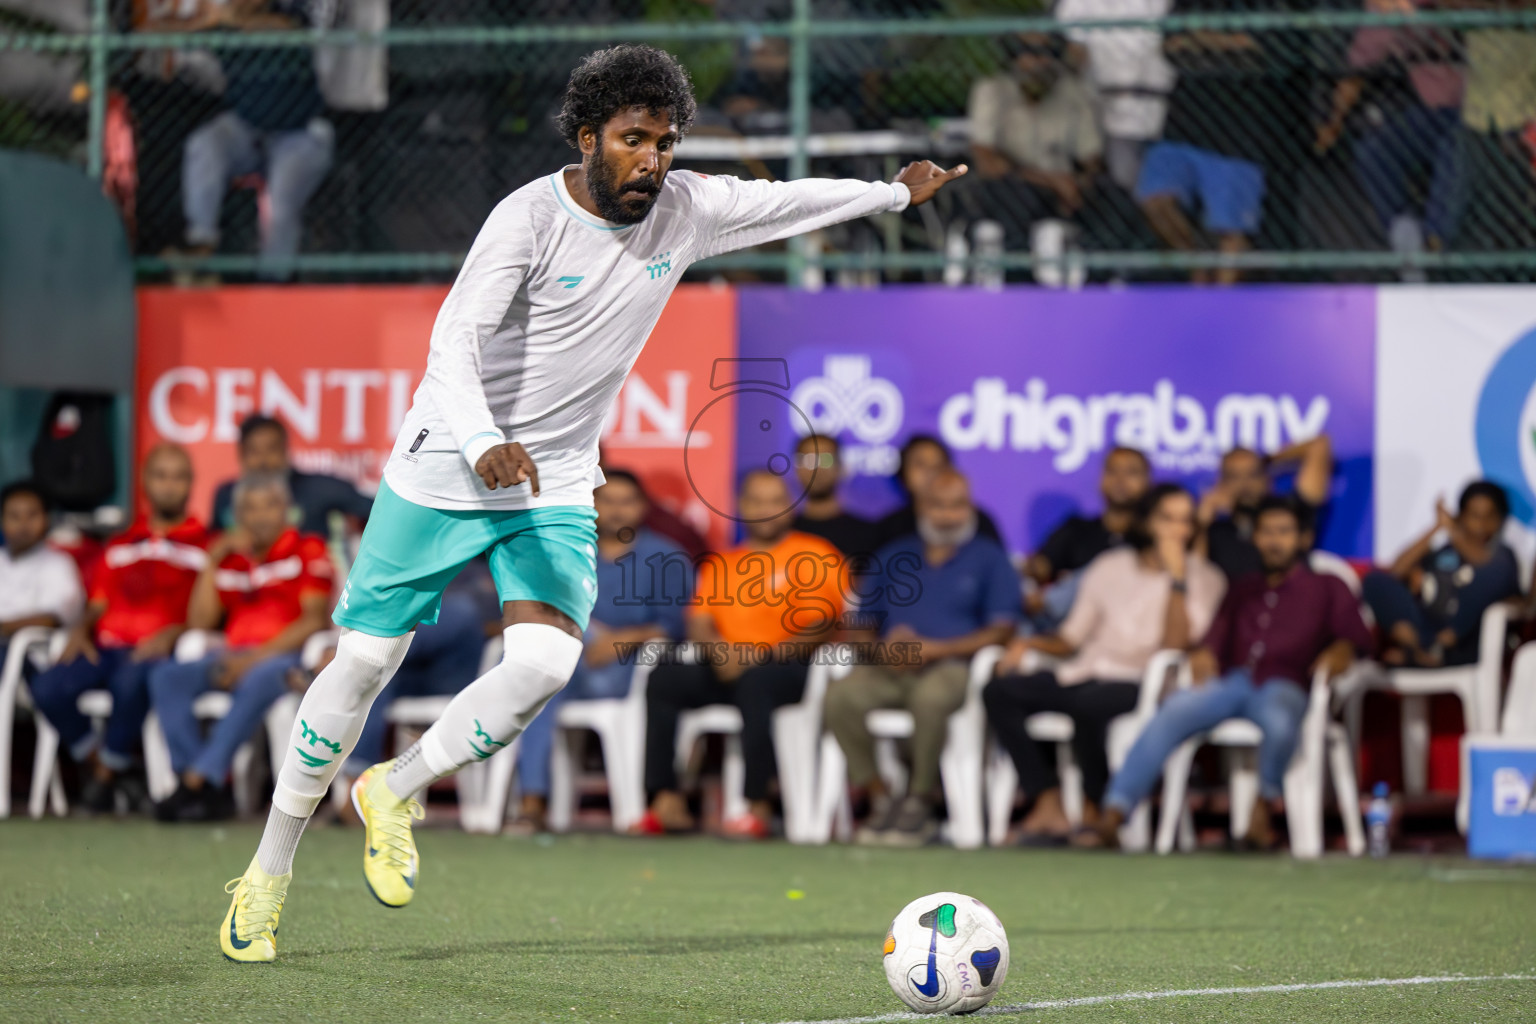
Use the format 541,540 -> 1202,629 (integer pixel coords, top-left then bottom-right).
2,1 -> 1534,283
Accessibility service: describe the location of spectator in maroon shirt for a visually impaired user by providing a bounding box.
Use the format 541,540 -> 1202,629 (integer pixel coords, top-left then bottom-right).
1088,496 -> 1371,849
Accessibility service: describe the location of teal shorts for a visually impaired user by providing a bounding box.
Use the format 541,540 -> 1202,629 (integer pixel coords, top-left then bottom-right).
334,481 -> 598,636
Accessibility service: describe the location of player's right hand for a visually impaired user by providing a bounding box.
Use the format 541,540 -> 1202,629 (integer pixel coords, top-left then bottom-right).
476,442 -> 541,495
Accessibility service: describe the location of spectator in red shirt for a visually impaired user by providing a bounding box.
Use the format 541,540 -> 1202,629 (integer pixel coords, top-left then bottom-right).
31,445 -> 208,813
1090,496 -> 1371,849
150,470 -> 332,822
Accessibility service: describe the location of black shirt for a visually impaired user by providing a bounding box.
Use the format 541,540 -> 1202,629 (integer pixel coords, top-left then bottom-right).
1206,516 -> 1266,582
874,503 -> 1004,551
792,511 -> 879,562
211,468 -> 374,537
1035,514 -> 1126,580
1206,496 -> 1325,582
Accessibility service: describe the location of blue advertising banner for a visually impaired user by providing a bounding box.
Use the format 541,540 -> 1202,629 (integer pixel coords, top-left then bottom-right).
736,286 -> 1377,557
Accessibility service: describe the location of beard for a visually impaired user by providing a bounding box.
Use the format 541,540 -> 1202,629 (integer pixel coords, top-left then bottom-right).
1260,550 -> 1301,575
588,145 -> 662,224
917,511 -> 978,549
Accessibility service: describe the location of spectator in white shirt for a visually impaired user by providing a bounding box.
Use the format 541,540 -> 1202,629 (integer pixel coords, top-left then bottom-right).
0,481 -> 85,674
1055,0 -> 1176,191
984,483 -> 1223,844
963,32 -> 1106,249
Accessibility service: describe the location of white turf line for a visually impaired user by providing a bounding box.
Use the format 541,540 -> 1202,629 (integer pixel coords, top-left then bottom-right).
772,974 -> 1536,1024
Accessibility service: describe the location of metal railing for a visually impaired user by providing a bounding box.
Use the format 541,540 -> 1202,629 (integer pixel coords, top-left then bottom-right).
3,1 -> 1534,283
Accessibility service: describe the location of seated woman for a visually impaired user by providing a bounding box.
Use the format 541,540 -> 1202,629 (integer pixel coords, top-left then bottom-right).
983,484 -> 1225,844
1363,481 -> 1521,668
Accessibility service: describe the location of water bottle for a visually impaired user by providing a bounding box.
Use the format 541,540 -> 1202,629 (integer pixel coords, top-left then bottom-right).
1366,782 -> 1393,858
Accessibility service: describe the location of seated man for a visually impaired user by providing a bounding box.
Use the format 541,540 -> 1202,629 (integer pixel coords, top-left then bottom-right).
0,480 -> 84,668
964,32 -> 1106,249
517,470 -> 691,830
30,445 -> 208,813
875,435 -> 1004,550
791,434 -> 878,564
150,471 -> 332,821
1026,445 -> 1150,629
1198,436 -> 1333,582
828,467 -> 1019,847
173,0 -> 334,274
212,414 -> 373,537
637,469 -> 843,840
1090,496 -> 1371,849
986,483 -> 1223,843
1363,482 -> 1521,668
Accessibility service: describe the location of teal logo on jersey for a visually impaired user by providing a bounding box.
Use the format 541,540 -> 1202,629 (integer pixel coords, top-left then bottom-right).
557,276 -> 584,289
646,252 -> 672,280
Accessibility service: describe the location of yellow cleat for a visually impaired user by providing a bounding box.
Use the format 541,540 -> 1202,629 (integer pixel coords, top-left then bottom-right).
220,856 -> 288,964
351,761 -> 423,908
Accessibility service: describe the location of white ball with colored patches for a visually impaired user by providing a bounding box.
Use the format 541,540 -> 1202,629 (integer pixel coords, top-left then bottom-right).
882,891 -> 1009,1014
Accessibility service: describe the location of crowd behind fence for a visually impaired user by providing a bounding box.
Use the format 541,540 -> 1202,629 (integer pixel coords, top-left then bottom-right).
2,0 -> 1535,283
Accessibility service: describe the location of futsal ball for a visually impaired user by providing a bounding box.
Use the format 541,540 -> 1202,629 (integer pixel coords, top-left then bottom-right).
882,892 -> 1009,1014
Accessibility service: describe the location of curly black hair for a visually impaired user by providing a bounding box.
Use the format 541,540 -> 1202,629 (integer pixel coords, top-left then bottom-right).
555,45 -> 697,148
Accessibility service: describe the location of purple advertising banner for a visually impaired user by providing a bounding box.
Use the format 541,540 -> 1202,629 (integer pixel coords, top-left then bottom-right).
735,286 -> 1377,558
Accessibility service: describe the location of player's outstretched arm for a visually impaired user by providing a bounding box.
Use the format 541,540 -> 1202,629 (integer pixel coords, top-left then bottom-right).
893,160 -> 968,207
694,164 -> 961,261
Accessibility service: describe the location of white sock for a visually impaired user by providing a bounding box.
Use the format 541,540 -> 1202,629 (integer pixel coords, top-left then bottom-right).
385,622 -> 582,802
270,629 -> 414,820
256,806 -> 306,876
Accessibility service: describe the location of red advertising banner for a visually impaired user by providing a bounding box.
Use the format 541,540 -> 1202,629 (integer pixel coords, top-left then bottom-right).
136,284 -> 738,547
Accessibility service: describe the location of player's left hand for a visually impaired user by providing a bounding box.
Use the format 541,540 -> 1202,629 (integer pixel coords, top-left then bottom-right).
476,442 -> 541,495
894,160 -> 968,207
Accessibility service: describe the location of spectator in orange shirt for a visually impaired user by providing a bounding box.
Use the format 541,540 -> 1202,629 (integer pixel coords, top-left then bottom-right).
30,445 -> 209,814
149,470 -> 332,822
635,470 -> 844,840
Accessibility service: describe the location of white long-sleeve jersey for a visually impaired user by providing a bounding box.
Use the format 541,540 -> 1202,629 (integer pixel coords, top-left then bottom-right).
382,166 -> 911,511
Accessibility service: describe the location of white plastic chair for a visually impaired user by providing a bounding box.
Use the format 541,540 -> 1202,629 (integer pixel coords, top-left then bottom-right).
983,648 -> 1185,851
0,627 -> 68,819
1154,665 -> 1366,858
1343,602 -> 1512,798
547,639 -> 670,834
1457,640 -> 1536,834
141,630 -> 265,813
809,645 -> 1004,850
653,642 -> 836,838
141,629 -> 345,814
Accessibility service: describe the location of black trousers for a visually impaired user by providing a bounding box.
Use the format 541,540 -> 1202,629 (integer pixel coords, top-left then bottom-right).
983,670 -> 1139,805
644,659 -> 809,802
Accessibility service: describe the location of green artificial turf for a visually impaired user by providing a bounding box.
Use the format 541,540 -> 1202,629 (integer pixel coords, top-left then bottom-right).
2,820 -> 1534,1023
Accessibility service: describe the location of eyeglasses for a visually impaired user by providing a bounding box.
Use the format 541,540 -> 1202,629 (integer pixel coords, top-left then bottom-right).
797,452 -> 838,470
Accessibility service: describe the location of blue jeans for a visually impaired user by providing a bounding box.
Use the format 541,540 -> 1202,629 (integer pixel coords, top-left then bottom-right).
29,648 -> 158,770
1354,105 -> 1465,245
183,110 -> 334,272
148,650 -> 302,783
343,592 -> 486,775
1361,548 -> 1519,666
517,658 -> 633,798
1104,669 -> 1310,812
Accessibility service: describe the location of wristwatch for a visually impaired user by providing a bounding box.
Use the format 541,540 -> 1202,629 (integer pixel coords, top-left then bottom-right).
1170,579 -> 1189,594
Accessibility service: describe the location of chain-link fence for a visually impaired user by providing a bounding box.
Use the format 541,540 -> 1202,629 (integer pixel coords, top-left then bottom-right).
3,1 -> 1535,283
